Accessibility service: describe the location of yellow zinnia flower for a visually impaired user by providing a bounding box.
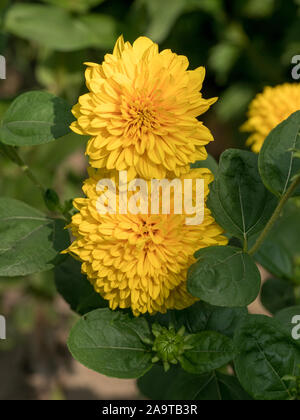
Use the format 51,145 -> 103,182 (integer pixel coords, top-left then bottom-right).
64,168 -> 227,316
242,83 -> 300,153
70,35 -> 217,180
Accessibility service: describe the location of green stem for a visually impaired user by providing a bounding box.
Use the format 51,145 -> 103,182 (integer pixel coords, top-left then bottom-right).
249,176 -> 300,256
0,143 -> 71,221
0,144 -> 46,193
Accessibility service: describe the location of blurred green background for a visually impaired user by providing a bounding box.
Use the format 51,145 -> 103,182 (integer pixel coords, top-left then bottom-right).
0,0 -> 299,399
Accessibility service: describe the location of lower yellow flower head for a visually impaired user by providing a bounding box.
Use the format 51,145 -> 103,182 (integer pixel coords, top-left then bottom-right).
64,168 -> 227,316
70,35 -> 216,180
242,83 -> 300,153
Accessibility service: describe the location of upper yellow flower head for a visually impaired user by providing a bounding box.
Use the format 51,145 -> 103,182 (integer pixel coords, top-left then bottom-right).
242,83 -> 300,153
71,35 -> 217,180
64,168 -> 227,316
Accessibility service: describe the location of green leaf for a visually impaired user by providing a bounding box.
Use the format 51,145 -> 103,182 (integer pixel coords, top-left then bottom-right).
207,149 -> 278,242
148,301 -> 247,338
259,111 -> 300,197
4,4 -> 117,51
180,331 -> 236,374
68,308 -> 153,379
191,305 -> 247,338
254,240 -> 294,280
252,200 -> 300,279
0,198 -> 69,277
242,0 -> 275,18
138,365 -> 251,400
55,256 -> 107,315
261,278 -> 296,314
44,188 -> 60,212
0,91 -> 73,146
4,4 -> 87,51
190,154 -> 218,177
138,0 -> 186,42
41,0 -> 106,13
187,246 -> 261,307
271,200 -> 300,260
234,314 -> 300,400
275,306 -> 300,337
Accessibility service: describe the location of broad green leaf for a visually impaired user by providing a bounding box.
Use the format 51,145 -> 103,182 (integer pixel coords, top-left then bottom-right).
180,331 -> 236,374
148,301 -> 247,338
234,314 -> 300,400
191,305 -> 247,338
252,200 -> 300,279
191,154 -> 219,177
187,246 -> 261,307
254,240 -> 294,280
261,278 -> 295,314
68,308 -> 153,379
0,91 -> 73,146
4,4 -> 89,51
275,306 -> 300,337
268,200 -> 300,259
0,198 -> 69,277
4,4 -> 117,51
138,365 -> 251,400
55,256 -> 107,315
259,111 -> 300,197
208,149 -> 277,242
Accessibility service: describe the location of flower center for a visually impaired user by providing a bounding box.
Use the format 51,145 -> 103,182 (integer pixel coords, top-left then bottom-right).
124,96 -> 158,137
139,219 -> 159,237
133,217 -> 164,249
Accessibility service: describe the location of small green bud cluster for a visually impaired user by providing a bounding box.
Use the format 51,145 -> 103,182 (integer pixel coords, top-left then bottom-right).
151,323 -> 193,371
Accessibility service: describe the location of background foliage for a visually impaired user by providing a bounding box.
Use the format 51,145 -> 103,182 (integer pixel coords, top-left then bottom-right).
0,0 -> 300,400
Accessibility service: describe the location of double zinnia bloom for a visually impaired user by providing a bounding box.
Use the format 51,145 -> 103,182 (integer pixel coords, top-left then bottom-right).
65,35 -> 227,315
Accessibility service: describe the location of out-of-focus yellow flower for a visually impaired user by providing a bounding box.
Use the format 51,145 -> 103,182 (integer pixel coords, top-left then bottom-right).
242,83 -> 300,153
64,168 -> 227,316
70,35 -> 216,180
